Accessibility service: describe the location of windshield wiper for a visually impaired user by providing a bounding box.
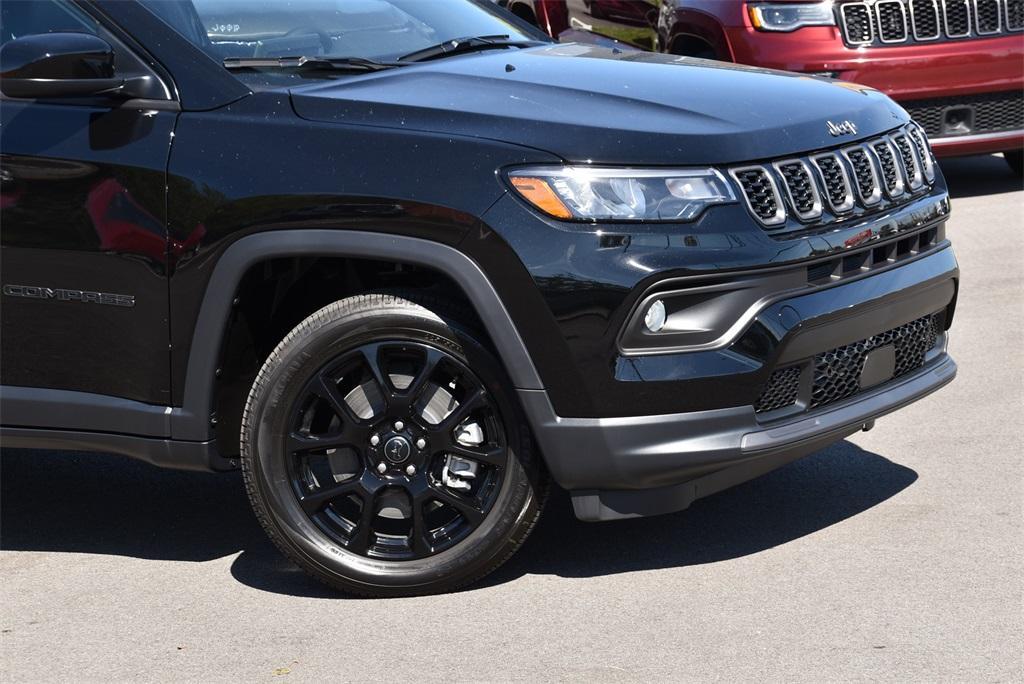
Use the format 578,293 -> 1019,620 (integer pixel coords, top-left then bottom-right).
398,35 -> 542,63
223,56 -> 402,72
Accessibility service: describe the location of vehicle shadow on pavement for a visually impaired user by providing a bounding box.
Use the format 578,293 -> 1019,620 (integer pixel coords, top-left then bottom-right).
1,439 -> 916,598
0,447 -> 341,598
940,154 -> 1023,199
483,440 -> 916,587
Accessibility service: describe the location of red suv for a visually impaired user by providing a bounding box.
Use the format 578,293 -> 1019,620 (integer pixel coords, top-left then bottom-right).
504,0 -> 1024,174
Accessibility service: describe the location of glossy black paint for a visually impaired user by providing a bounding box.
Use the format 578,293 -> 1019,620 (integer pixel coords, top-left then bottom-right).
0,31 -> 114,78
0,32 -> 133,99
1,0 -> 955,435
290,45 -> 907,166
0,98 -> 175,402
162,94 -> 561,406
285,340 -> 509,560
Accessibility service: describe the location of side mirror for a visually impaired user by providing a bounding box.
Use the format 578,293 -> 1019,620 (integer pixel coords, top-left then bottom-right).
0,32 -> 124,99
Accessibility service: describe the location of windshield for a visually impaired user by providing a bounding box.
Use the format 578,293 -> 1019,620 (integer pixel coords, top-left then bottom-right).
143,0 -> 543,67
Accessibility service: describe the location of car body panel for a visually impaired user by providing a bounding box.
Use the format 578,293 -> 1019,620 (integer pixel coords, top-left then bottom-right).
0,100 -> 175,403
291,44 -> 907,166
519,0 -> 1023,157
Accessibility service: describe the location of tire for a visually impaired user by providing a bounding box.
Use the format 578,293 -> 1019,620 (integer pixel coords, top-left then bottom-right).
1004,149 -> 1023,177
241,293 -> 547,597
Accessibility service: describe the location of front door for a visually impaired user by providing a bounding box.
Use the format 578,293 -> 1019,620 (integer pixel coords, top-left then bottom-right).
0,0 -> 177,408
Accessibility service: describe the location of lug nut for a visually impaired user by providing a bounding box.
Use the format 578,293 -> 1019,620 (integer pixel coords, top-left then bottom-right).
377,462 -> 387,474
406,465 -> 416,476
394,420 -> 405,431
415,438 -> 426,450
370,434 -> 380,447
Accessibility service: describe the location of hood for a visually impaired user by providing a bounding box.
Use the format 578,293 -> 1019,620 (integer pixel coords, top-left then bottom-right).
290,43 -> 909,166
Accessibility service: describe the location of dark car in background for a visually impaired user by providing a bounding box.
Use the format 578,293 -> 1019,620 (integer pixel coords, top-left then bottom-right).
511,0 -> 1024,174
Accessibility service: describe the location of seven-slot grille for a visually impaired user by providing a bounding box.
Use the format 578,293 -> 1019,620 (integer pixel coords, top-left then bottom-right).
730,123 -> 932,230
839,0 -> 1023,46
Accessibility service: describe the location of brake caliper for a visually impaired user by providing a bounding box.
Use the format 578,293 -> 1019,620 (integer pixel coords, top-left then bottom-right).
442,421 -> 483,492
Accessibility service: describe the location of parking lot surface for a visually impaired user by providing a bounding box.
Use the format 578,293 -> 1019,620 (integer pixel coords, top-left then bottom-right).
1,154 -> 1021,683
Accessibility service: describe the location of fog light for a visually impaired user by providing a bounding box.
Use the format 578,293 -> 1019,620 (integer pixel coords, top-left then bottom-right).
644,300 -> 666,333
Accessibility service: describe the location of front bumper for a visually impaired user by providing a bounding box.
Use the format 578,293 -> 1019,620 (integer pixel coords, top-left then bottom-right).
726,28 -> 1023,101
725,28 -> 1024,156
928,130 -> 1024,158
521,245 -> 958,520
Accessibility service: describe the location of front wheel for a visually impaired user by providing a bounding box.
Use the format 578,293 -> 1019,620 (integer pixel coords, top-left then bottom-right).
241,294 -> 547,596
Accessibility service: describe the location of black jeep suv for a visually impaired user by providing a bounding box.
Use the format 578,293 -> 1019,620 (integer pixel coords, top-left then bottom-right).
0,0 -> 958,596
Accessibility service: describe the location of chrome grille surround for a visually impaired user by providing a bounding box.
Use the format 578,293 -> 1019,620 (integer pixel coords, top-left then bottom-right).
869,139 -> 906,198
809,152 -> 856,214
729,124 -> 936,231
729,166 -> 786,227
1008,0 -> 1024,29
943,0 -> 973,37
910,0 -> 942,38
892,133 -> 925,190
840,2 -> 876,43
840,144 -> 884,207
838,0 -> 1022,44
772,159 -> 823,220
974,0 -> 1002,32
907,122 -> 937,182
878,0 -> 911,40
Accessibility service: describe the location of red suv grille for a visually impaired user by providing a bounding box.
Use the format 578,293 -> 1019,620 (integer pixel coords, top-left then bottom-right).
838,0 -> 1023,46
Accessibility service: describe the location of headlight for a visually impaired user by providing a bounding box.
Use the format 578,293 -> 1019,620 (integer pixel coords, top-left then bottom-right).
749,2 -> 836,32
507,166 -> 736,222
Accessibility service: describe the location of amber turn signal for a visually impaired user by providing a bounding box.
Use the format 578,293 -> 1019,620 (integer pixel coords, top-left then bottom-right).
509,176 -> 573,219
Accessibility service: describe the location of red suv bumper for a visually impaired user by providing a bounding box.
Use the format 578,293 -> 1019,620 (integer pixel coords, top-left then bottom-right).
724,26 -> 1023,157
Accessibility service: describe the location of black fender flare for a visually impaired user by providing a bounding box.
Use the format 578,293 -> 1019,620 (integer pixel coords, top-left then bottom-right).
171,230 -> 544,441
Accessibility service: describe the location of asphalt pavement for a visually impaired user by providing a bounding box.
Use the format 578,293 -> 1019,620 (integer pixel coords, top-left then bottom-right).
1,153 -> 1021,682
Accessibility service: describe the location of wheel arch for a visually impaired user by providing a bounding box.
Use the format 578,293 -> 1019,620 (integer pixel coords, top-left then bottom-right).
666,9 -> 734,61
507,1 -> 538,25
171,230 -> 544,443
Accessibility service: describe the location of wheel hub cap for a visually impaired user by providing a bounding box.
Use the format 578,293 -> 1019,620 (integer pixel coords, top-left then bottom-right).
383,434 -> 412,464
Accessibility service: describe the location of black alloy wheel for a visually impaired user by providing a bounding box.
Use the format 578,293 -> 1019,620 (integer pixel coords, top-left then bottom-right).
241,293 -> 547,596
287,340 -> 508,560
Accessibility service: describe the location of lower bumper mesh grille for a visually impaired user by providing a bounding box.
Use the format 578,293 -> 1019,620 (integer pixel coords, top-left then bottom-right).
754,366 -> 802,413
754,314 -> 942,415
905,91 -> 1024,138
811,315 -> 940,408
